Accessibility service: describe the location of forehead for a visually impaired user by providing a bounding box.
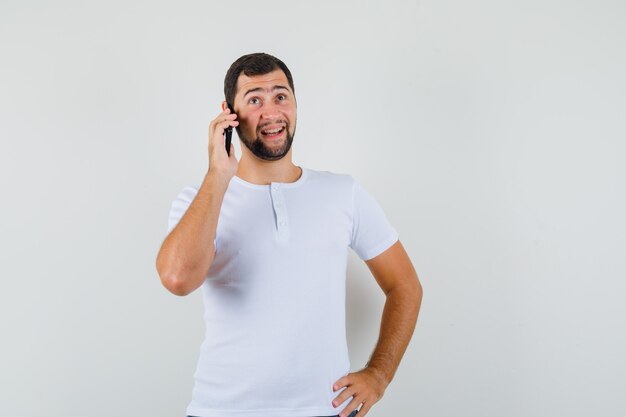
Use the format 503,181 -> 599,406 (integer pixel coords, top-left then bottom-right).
235,69 -> 292,97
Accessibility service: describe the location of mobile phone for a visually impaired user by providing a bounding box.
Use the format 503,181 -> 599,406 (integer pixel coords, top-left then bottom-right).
224,102 -> 235,156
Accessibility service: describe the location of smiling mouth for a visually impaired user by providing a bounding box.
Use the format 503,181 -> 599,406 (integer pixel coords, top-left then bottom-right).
259,126 -> 286,139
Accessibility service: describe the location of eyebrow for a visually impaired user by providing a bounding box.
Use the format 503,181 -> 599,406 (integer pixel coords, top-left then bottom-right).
242,85 -> 290,99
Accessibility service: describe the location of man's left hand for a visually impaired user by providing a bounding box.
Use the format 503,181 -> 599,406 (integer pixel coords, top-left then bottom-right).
331,367 -> 389,417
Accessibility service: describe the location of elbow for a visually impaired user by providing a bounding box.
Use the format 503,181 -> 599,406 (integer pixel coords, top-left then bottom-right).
160,272 -> 194,297
156,255 -> 194,297
388,276 -> 422,304
402,273 -> 423,307
169,280 -> 194,297
155,244 -> 214,297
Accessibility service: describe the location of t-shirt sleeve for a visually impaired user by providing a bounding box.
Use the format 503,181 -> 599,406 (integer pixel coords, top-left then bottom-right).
167,186 -> 198,235
166,185 -> 218,250
349,178 -> 399,261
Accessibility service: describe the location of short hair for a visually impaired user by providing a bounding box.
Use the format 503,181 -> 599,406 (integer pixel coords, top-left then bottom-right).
224,52 -> 295,109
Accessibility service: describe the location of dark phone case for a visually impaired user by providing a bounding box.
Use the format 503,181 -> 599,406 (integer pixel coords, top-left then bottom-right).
225,103 -> 235,156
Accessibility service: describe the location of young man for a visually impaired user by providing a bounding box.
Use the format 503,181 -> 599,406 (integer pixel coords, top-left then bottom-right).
156,53 -> 423,417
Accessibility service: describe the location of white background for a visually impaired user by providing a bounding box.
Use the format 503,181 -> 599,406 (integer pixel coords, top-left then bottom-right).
1,0 -> 625,416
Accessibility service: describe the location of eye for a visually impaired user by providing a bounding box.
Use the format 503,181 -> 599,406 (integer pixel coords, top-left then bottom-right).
249,97 -> 260,105
277,94 -> 286,101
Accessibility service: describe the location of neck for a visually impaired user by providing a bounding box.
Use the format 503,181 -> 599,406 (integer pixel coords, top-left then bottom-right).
236,150 -> 302,185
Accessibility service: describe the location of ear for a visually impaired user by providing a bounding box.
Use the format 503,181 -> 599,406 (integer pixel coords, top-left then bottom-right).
221,100 -> 228,111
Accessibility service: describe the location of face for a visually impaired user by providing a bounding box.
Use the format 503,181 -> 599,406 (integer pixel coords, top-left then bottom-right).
232,69 -> 297,161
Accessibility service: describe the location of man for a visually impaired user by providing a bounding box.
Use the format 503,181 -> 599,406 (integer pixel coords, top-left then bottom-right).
156,52 -> 423,417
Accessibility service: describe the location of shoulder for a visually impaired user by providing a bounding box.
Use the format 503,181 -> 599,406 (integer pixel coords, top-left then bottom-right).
303,167 -> 355,189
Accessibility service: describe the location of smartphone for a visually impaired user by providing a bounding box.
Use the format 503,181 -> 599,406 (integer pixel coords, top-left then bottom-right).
224,102 -> 235,156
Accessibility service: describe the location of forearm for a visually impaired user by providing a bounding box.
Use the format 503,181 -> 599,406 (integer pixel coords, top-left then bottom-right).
365,284 -> 423,384
156,172 -> 229,296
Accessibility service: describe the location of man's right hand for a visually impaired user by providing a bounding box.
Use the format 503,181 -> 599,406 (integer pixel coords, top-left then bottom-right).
208,106 -> 239,181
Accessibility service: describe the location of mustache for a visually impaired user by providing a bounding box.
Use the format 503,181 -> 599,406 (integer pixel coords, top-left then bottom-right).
258,120 -> 289,130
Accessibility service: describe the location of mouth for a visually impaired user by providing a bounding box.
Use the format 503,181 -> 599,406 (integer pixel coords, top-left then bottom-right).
259,125 -> 286,140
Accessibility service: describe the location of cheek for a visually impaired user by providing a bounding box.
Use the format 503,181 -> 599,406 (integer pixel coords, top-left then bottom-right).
239,115 -> 257,132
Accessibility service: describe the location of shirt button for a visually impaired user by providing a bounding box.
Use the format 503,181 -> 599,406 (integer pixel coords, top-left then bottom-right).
279,221 -> 286,227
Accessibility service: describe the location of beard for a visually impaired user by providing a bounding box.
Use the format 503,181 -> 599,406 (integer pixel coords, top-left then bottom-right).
236,121 -> 296,161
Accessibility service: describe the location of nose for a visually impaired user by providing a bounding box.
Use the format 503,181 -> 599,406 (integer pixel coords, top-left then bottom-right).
260,101 -> 282,120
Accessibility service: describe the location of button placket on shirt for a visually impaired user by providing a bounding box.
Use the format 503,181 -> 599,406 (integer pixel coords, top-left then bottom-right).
270,183 -> 289,242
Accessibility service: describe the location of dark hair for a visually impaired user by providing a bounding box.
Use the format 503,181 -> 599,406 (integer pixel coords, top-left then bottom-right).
224,52 -> 295,109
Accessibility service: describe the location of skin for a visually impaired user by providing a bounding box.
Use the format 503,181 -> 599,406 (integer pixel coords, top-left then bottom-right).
208,69 -> 424,417
331,240 -> 422,417
219,68 -> 301,185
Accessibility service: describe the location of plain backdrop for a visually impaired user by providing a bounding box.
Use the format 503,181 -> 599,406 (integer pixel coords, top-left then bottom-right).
1,0 -> 625,416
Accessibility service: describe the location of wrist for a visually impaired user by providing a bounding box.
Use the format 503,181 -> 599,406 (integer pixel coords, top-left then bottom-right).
365,364 -> 392,386
204,170 -> 232,189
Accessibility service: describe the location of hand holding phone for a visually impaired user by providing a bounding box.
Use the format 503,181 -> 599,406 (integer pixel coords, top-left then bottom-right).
207,104 -> 238,180
224,102 -> 235,156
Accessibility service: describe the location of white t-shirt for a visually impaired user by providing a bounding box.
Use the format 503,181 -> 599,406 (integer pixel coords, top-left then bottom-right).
166,167 -> 399,417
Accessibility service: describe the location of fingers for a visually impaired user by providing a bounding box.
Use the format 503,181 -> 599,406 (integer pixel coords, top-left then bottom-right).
332,372 -> 379,417
333,388 -> 357,417
210,115 -> 239,134
332,387 -> 355,411
206,106 -> 239,177
355,402 -> 370,416
333,374 -> 349,392
338,397 -> 362,417
210,107 -> 238,129
221,106 -> 238,121
215,119 -> 239,135
332,376 -> 349,407
208,109 -> 239,156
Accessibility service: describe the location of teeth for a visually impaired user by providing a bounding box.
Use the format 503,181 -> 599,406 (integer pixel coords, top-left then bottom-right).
262,127 -> 284,135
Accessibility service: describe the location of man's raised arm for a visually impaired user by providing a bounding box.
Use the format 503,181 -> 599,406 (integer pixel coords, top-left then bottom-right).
156,106 -> 239,296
